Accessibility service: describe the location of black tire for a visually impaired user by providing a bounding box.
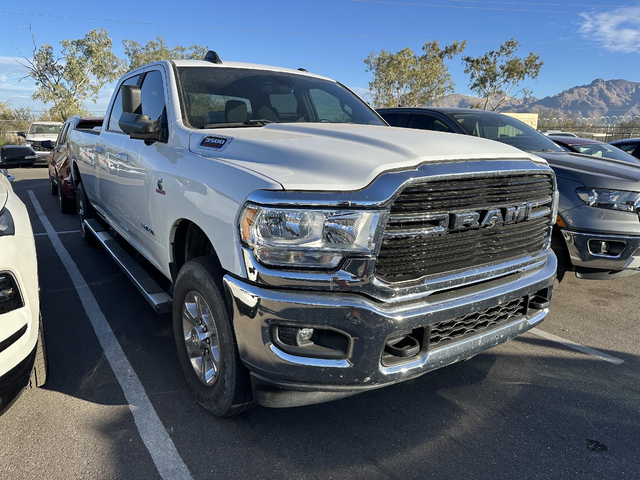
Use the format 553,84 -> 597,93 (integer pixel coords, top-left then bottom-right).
551,226 -> 572,282
58,178 -> 75,214
76,181 -> 96,246
29,314 -> 48,388
173,257 -> 253,417
49,176 -> 58,196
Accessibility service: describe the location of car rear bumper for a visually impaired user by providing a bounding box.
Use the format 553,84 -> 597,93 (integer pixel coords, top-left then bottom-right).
224,253 -> 556,408
562,229 -> 640,272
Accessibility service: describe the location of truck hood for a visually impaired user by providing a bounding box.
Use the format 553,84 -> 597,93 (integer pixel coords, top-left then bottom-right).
189,123 -> 537,191
538,151 -> 640,192
25,133 -> 58,142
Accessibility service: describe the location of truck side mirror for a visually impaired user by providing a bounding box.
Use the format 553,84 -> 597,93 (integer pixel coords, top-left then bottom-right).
41,140 -> 54,150
17,132 -> 25,138
118,84 -> 164,143
119,112 -> 161,140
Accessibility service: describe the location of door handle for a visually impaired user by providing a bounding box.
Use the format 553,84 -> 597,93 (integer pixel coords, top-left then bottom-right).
94,145 -> 105,154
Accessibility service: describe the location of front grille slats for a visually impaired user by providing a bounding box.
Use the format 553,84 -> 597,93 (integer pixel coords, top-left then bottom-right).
376,174 -> 554,282
429,297 -> 527,348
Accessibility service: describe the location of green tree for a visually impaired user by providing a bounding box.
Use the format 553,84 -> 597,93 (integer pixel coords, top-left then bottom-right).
462,38 -> 543,111
0,102 -> 35,146
123,37 -> 208,71
365,40 -> 466,108
14,27 -> 124,120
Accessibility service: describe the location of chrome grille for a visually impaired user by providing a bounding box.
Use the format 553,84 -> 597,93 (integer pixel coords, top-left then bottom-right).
429,297 -> 527,348
376,174 -> 554,282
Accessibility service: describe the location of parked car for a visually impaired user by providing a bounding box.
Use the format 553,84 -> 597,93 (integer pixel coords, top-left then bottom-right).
67,53 -> 557,416
545,131 -> 579,138
46,117 -> 103,213
18,122 -> 63,165
0,146 -> 38,169
610,138 -> 640,160
548,136 -> 640,164
0,168 -> 47,414
379,107 -> 640,279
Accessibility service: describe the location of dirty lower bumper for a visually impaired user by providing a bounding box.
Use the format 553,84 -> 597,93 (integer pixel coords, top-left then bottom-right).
0,344 -> 35,415
224,253 -> 557,408
562,229 -> 640,272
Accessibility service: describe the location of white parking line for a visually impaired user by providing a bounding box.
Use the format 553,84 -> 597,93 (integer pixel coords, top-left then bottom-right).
529,328 -> 624,365
28,191 -> 193,480
34,230 -> 80,236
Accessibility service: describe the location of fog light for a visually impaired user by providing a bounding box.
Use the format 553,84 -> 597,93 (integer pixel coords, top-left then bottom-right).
296,328 -> 314,346
277,326 -> 315,347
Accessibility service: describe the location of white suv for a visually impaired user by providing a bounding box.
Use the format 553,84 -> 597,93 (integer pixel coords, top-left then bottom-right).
0,169 -> 47,414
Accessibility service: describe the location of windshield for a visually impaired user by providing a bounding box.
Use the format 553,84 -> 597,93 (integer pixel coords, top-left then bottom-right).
28,123 -> 62,135
446,112 -> 564,153
177,67 -> 383,129
568,142 -> 640,166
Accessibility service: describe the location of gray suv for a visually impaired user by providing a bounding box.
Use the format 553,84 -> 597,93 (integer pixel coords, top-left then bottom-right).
379,107 -> 640,279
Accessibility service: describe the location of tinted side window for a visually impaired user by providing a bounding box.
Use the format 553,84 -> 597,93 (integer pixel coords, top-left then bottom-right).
380,113 -> 407,127
108,75 -> 141,133
140,71 -> 167,122
617,143 -> 636,154
408,114 -> 437,131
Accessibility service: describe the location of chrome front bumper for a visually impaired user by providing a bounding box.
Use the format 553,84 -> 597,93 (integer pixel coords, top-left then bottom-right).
562,229 -> 640,271
224,253 -> 557,407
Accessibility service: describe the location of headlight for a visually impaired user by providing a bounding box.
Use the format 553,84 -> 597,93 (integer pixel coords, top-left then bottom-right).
239,204 -> 386,268
576,188 -> 640,213
0,208 -> 14,236
0,273 -> 23,314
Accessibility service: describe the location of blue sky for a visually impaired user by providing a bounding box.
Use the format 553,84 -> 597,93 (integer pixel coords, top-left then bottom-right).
1,0 -> 639,115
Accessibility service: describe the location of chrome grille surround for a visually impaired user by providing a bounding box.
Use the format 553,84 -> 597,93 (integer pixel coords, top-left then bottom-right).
244,159 -> 557,303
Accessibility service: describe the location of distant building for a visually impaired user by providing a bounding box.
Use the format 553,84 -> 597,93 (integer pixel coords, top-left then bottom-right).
503,113 -> 538,129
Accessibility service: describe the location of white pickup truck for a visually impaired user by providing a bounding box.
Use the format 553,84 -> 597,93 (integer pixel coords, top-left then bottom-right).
68,52 -> 558,416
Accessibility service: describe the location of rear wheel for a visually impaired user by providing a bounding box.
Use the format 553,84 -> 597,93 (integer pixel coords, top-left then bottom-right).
76,182 -> 95,246
49,176 -> 58,196
58,178 -> 75,214
173,257 -> 253,417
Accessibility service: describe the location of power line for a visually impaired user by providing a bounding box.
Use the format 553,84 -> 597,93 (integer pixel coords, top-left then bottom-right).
0,8 -> 634,47
447,0 -> 627,7
0,8 -> 618,45
352,0 -> 607,14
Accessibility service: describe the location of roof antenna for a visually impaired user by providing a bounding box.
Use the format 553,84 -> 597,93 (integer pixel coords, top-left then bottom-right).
297,68 -> 308,72
203,51 -> 222,64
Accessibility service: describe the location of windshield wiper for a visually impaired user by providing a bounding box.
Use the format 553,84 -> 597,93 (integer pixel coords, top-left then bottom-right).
203,119 -> 276,129
244,119 -> 274,126
532,149 -> 561,153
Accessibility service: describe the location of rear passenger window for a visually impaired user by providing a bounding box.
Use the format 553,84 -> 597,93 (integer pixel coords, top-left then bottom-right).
381,113 -> 407,127
107,75 -> 141,133
140,71 -> 167,122
618,143 -> 637,154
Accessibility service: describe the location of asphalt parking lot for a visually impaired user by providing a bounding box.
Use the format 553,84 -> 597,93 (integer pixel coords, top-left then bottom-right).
1,167 -> 639,480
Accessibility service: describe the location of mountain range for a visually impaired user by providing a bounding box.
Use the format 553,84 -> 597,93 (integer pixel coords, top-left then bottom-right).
434,79 -> 640,120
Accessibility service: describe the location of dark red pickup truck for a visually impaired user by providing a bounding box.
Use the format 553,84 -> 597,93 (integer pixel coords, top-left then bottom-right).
47,116 -> 103,213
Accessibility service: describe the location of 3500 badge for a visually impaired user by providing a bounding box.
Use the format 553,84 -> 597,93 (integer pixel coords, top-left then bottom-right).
200,136 -> 232,151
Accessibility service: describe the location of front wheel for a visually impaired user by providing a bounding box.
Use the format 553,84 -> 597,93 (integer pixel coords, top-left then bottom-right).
29,315 -> 48,388
173,257 -> 253,417
76,182 -> 95,246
